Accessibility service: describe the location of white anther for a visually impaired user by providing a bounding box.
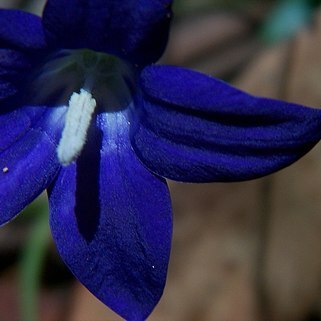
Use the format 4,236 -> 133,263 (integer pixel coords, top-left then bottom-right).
57,89 -> 97,166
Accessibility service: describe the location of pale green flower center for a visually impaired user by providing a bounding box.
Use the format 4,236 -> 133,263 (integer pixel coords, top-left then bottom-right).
30,49 -> 136,165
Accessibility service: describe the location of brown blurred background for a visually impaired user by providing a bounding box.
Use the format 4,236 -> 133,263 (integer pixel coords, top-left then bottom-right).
1,0 -> 321,320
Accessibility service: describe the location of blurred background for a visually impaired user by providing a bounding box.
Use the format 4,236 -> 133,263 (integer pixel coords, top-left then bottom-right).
1,0 -> 321,320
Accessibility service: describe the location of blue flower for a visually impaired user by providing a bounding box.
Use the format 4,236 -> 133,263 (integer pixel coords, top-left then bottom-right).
1,1 -> 321,320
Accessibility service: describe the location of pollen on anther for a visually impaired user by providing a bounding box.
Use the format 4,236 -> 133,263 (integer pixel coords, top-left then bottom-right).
2,167 -> 9,173
57,89 -> 97,166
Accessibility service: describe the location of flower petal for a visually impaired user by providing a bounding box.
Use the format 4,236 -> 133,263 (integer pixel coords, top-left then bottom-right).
0,106 -> 65,225
131,65 -> 321,182
0,49 -> 32,102
0,10 -> 49,103
48,111 -> 172,321
42,0 -> 172,65
0,9 -> 47,51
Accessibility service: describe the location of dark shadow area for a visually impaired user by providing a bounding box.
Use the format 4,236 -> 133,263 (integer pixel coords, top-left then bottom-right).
306,311 -> 321,321
75,119 -> 103,242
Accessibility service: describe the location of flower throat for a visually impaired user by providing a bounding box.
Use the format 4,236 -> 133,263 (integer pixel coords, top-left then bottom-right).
30,49 -> 136,166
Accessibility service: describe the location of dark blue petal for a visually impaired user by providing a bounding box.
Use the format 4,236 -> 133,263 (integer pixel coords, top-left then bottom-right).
49,110 -> 172,321
0,80 -> 16,102
0,49 -> 32,102
0,106 -> 65,225
0,9 -> 47,51
42,0 -> 172,65
130,65 -> 321,182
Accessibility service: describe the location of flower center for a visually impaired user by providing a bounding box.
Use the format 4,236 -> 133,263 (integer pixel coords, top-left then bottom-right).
57,89 -> 96,165
29,49 -> 136,166
31,49 -> 136,111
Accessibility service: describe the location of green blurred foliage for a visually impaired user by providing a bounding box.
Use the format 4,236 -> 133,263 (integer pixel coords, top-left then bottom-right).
260,0 -> 314,43
19,197 -> 50,321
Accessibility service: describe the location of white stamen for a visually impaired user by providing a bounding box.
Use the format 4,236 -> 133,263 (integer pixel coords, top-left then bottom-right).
57,89 -> 97,166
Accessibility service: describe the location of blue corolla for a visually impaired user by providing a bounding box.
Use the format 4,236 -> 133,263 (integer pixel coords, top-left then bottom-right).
1,1 -> 321,320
